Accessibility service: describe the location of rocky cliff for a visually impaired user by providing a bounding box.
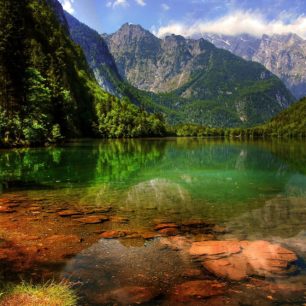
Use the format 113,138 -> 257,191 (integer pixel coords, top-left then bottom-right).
202,33 -> 306,99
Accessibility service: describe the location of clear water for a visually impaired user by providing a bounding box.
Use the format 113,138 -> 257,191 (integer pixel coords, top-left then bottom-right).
0,138 -> 305,305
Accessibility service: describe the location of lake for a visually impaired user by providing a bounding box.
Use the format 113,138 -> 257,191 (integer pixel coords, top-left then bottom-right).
0,138 -> 305,305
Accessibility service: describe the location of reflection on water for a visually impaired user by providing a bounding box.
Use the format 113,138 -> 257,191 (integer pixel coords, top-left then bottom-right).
0,138 -> 306,305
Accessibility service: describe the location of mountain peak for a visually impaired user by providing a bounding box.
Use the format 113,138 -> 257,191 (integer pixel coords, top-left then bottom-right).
116,22 -> 151,36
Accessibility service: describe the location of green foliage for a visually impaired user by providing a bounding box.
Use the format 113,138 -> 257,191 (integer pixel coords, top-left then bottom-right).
253,97 -> 306,137
170,97 -> 306,138
0,0 -> 166,147
85,75 -> 166,138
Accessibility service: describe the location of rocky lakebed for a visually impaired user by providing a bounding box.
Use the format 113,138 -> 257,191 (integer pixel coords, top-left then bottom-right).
0,192 -> 305,305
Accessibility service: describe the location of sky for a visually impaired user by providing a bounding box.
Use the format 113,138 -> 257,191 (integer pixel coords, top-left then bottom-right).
58,0 -> 306,38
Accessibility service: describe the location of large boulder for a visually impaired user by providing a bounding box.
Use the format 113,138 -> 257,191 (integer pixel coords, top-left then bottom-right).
189,240 -> 298,280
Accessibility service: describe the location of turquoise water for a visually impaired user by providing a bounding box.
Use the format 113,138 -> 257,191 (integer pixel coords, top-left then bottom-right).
1,139 -> 305,225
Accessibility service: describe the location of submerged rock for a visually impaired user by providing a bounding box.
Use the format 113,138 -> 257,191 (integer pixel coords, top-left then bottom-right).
102,286 -> 158,305
159,227 -> 179,236
141,231 -> 160,240
58,210 -> 82,217
170,280 -> 227,302
181,268 -> 203,278
154,223 -> 179,231
0,205 -> 16,213
110,216 -> 129,223
189,240 -> 298,280
189,241 -> 242,257
76,215 -> 109,224
100,230 -> 126,239
100,229 -> 161,240
45,234 -> 81,244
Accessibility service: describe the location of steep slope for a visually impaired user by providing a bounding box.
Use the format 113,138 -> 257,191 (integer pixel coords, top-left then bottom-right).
0,0 -> 96,140
202,33 -> 306,99
105,24 -> 294,127
65,12 -> 122,96
0,0 -> 165,146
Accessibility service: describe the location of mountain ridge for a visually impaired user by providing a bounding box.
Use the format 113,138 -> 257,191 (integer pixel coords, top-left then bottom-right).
104,23 -> 294,126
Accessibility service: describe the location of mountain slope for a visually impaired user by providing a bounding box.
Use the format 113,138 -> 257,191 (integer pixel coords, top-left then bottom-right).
202,33 -> 306,99
257,97 -> 306,136
65,12 -> 122,96
0,0 -> 165,145
106,24 -> 295,127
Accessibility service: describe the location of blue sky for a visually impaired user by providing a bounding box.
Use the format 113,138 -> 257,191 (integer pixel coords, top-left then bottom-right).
59,0 -> 306,38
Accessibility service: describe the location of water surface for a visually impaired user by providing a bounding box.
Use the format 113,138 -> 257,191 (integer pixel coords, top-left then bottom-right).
0,138 -> 305,305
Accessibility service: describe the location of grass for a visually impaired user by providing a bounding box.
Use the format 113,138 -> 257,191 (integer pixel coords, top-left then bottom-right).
0,281 -> 78,306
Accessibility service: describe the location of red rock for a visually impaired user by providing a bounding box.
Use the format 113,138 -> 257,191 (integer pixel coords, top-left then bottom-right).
159,227 -> 179,236
154,223 -> 178,231
212,225 -> 227,234
93,206 -> 112,213
0,205 -> 16,213
45,234 -> 81,244
203,255 -> 249,281
242,240 -> 297,276
0,198 -> 10,205
7,203 -> 20,208
106,286 -> 158,304
189,241 -> 242,256
110,216 -> 129,223
193,234 -> 216,241
181,268 -> 202,278
189,240 -> 298,281
76,215 -> 109,224
100,230 -> 126,239
181,220 -> 211,227
171,280 -> 226,302
58,210 -> 82,217
249,278 -> 306,294
141,231 -> 160,240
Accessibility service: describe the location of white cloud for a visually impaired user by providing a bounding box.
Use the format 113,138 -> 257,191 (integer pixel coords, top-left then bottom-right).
59,0 -> 74,14
161,3 -> 170,11
106,0 -> 129,8
154,11 -> 306,39
135,0 -> 146,6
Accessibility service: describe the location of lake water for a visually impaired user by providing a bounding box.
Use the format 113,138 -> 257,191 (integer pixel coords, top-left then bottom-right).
0,138 -> 305,305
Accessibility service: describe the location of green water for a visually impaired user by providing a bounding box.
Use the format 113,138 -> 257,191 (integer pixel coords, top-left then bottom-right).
1,138 -> 306,305
1,138 -> 305,224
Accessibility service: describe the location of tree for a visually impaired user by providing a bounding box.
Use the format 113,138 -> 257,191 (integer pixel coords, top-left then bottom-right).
0,0 -> 27,114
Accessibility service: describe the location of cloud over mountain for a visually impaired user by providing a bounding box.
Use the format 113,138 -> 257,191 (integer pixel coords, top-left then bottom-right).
154,10 -> 306,39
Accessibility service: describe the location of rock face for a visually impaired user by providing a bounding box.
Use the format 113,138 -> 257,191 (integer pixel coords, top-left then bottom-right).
189,240 -> 298,280
105,24 -> 294,126
202,33 -> 306,99
64,12 -> 122,96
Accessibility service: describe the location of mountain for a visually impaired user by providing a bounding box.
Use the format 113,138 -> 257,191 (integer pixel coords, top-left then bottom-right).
105,24 -> 295,127
0,0 -> 165,146
202,33 -> 306,99
65,13 -> 175,118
